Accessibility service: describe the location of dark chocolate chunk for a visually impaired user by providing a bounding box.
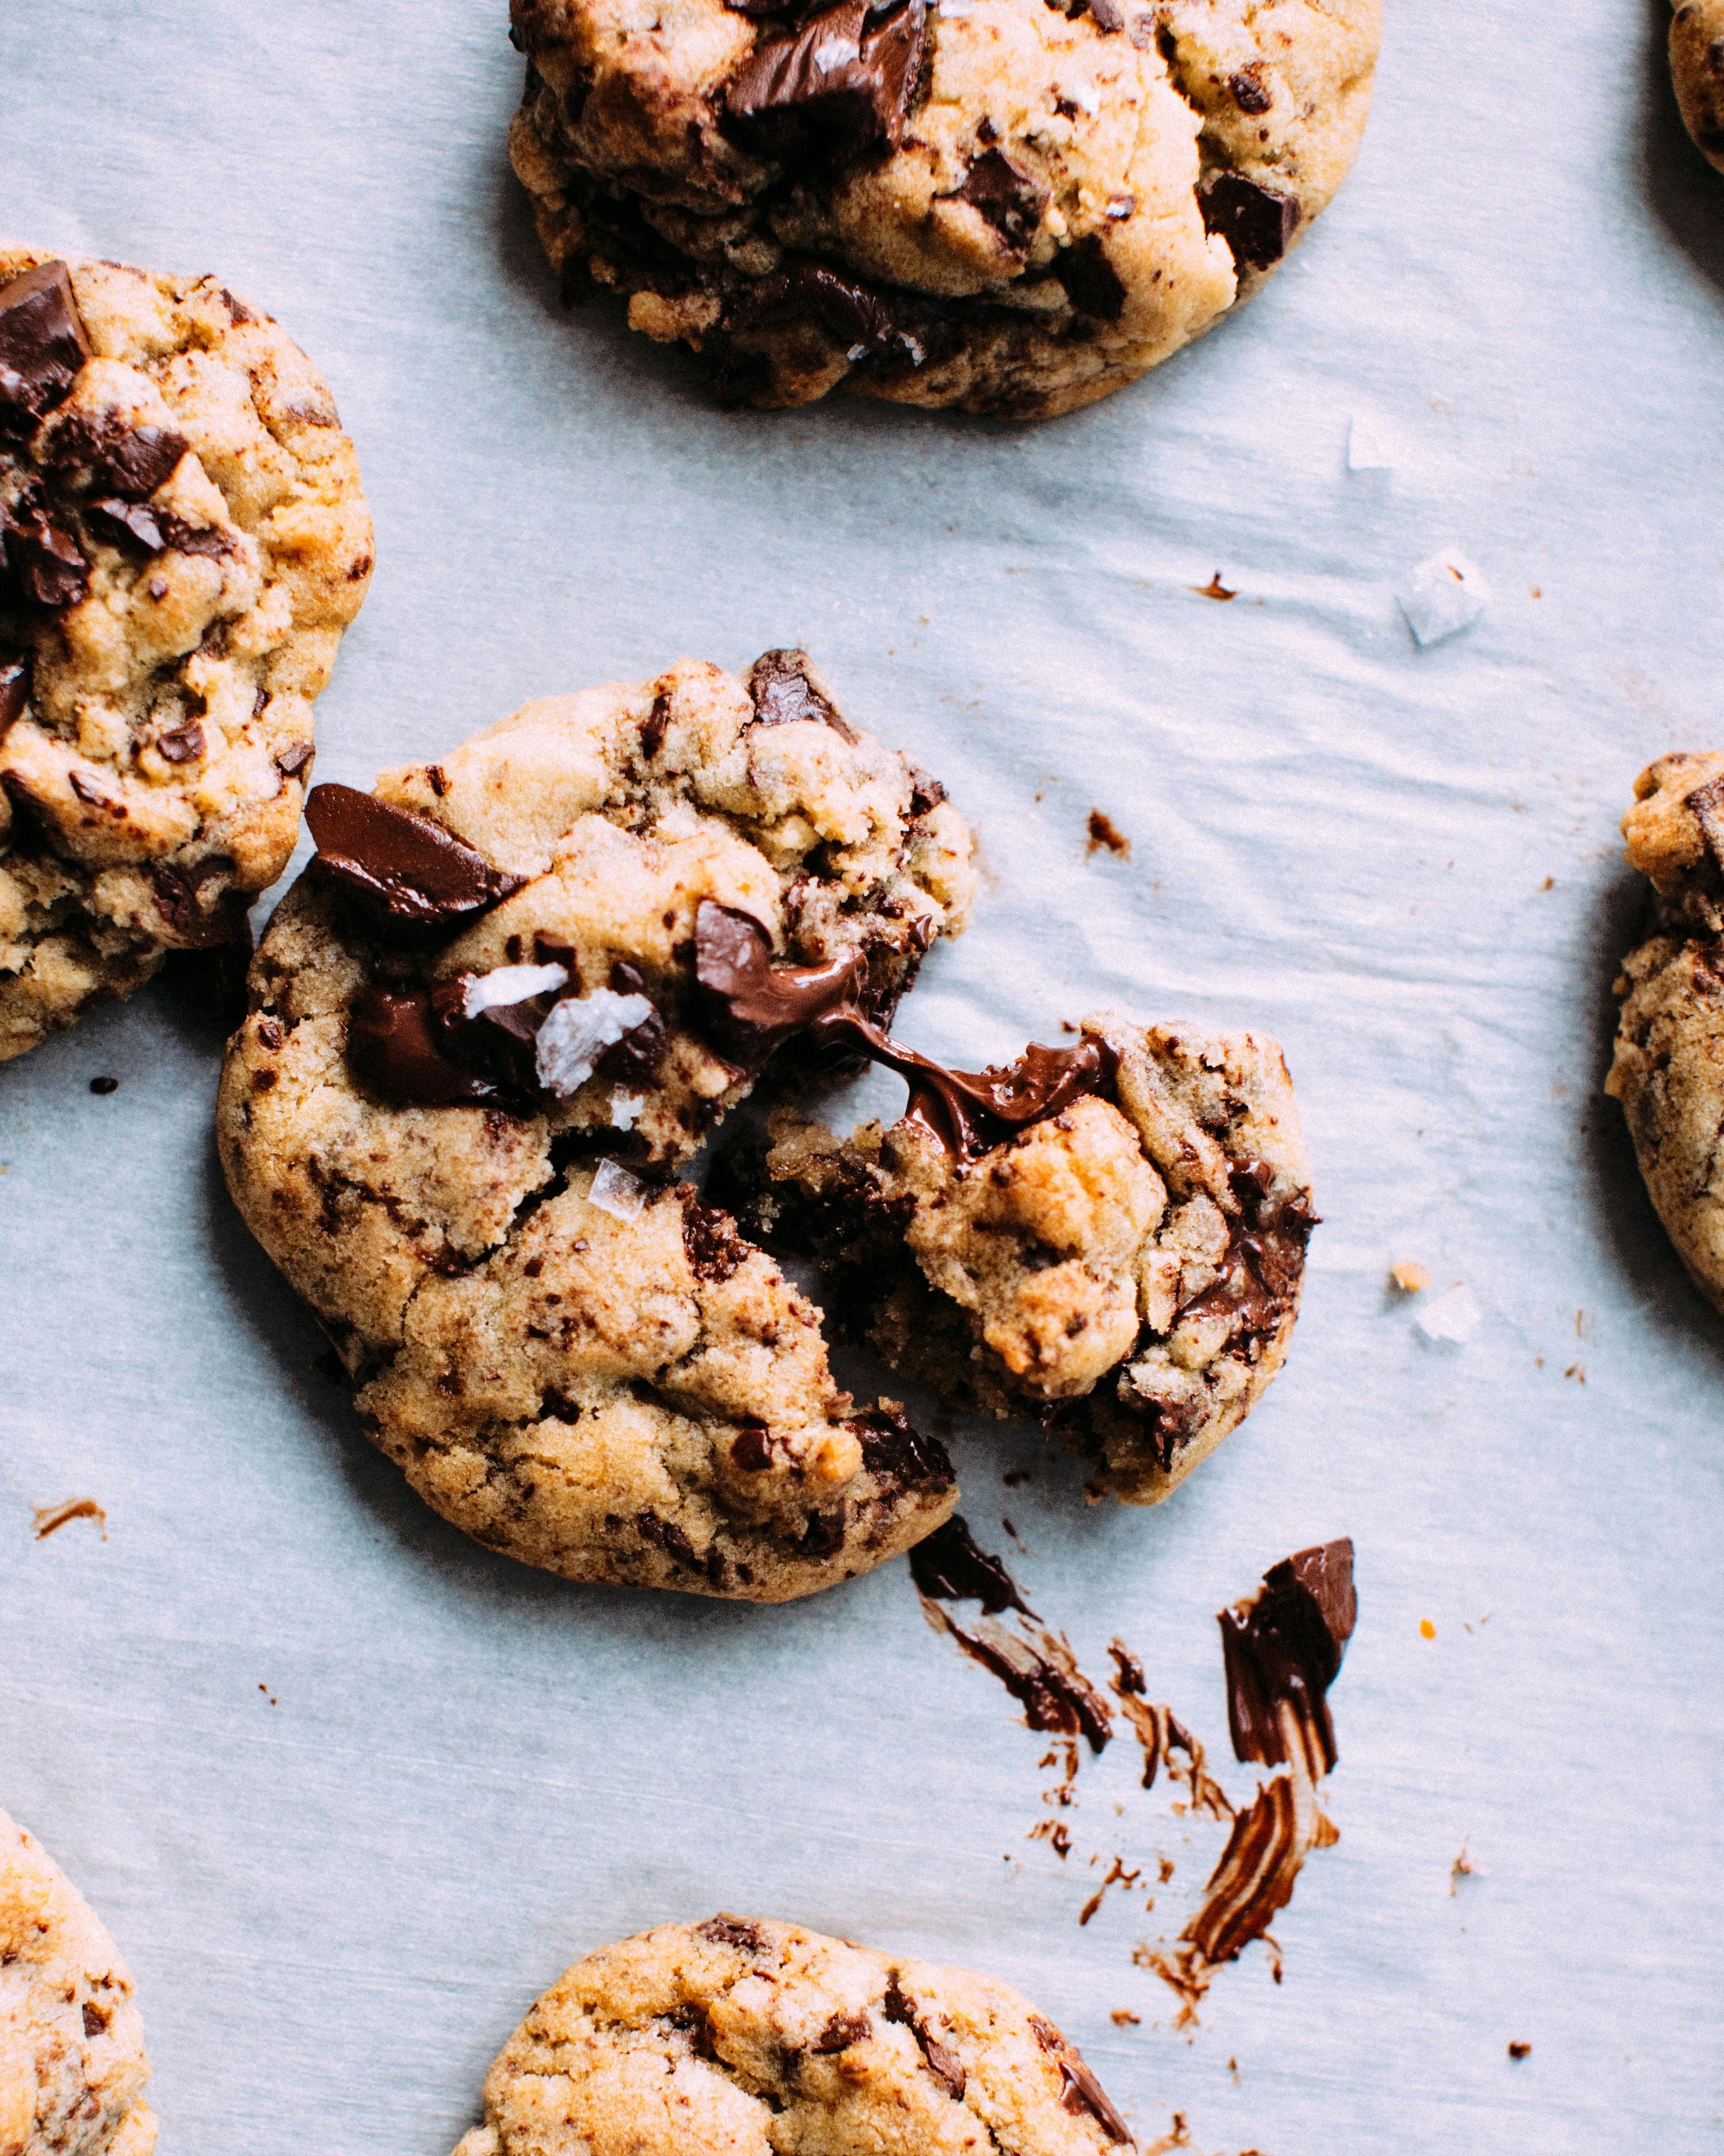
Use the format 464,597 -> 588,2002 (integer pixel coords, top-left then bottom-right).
746,647 -> 859,739
155,721 -> 204,765
1053,234 -> 1126,322
798,1508 -> 847,1558
641,691 -> 671,760
594,960 -> 671,1083
0,263 -> 92,433
955,148 -> 1044,252
1028,2018 -> 1132,2144
1176,1166 -> 1316,1342
1219,1537 -> 1355,1775
1,491 -> 89,609
0,651 -> 28,738
1199,169 -> 1299,271
730,1425 -> 777,1472
1229,63 -> 1271,113
906,765 -> 946,814
305,783 -> 524,927
852,1405 -> 953,1490
732,262 -> 902,373
697,1915 -> 764,1951
637,1508 -> 704,1571
346,985 -> 503,1106
1087,0 -> 1124,27
884,1976 -> 968,2099
151,856 -> 250,947
722,0 -> 927,171
909,1515 -> 1034,1616
683,1198 -> 748,1283
276,741 -> 314,779
161,933 -> 254,1032
694,899 -> 866,1063
85,497 -> 169,553
45,411 -> 188,497
812,2009 -> 873,2053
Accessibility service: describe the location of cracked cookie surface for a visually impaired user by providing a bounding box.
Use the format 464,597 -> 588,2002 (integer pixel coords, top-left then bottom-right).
216,651 -> 973,1601
1671,0 -> 1724,172
508,0 -> 1379,417
0,246 -> 372,1062
1608,752 -> 1724,1313
746,1011 -> 1314,1501
452,1915 -> 1133,2155
0,1808 -> 155,2156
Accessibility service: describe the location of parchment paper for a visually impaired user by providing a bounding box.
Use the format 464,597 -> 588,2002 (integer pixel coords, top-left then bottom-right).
2,2 -> 1721,2149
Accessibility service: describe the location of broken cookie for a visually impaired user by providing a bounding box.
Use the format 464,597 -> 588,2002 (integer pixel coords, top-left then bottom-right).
0,246 -> 373,1061
216,651 -> 973,1602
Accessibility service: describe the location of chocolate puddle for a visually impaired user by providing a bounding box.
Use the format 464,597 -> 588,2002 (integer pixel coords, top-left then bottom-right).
908,1514 -> 1035,1616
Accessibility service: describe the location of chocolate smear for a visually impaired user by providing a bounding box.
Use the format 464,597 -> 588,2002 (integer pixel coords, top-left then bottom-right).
694,899 -> 865,1064
909,1514 -> 1035,1617
1199,171 -> 1299,272
746,647 -> 860,739
722,0 -> 928,172
1219,1537 -> 1355,1775
1179,1768 -> 1337,1969
347,986 -> 504,1106
306,783 -> 524,927
1054,234 -> 1126,322
1108,1665 -> 1235,1822
32,1496 -> 107,1542
955,148 -> 1045,252
0,263 -> 92,432
0,651 -> 27,738
1028,2017 -> 1133,2144
919,1594 -> 1113,1751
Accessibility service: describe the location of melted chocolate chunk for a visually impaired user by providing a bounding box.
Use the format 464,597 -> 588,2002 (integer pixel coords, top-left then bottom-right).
1027,2018 -> 1132,2143
746,647 -> 859,739
306,783 -> 524,927
1,490 -> 89,609
1229,63 -> 1271,113
1199,170 -> 1299,271
0,651 -> 27,738
0,263 -> 92,434
683,1198 -> 748,1283
276,741 -> 314,779
853,1405 -> 953,1489
156,721 -> 204,765
722,0 -> 927,171
1053,234 -> 1126,322
955,148 -> 1044,251
909,1515 -> 1034,1617
694,899 -> 866,1063
812,2009 -> 873,2052
150,857 -> 249,946
886,1034 -> 1117,1158
1219,1537 -> 1355,1774
45,411 -> 189,497
347,986 -> 504,1106
733,260 -> 904,368
1176,1164 -> 1317,1342
931,1609 -> 1113,1750
698,1915 -> 765,1951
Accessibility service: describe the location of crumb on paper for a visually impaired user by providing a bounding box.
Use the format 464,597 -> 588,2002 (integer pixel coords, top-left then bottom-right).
1139,2116 -> 1192,2155
258,1682 -> 278,1706
588,1157 -> 650,1224
1420,1619 -> 1436,1640
1193,572 -> 1236,602
88,1075 -> 118,1096
1347,411 -> 1397,472
1087,809 -> 1131,858
32,1497 -> 106,1542
1399,550 -> 1491,647
1111,2008 -> 1142,2026
1508,2041 -> 1531,2060
1450,1842 -> 1485,1894
1389,1260 -> 1429,1294
1415,1281 -> 1482,1344
1564,1363 -> 1585,1383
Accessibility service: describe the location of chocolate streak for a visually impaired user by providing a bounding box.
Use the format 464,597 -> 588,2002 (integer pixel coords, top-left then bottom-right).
908,1514 -> 1035,1616
1219,1537 -> 1356,1775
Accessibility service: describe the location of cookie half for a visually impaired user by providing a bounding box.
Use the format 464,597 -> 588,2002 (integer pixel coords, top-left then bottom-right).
1607,753 -> 1724,1311
0,247 -> 373,1061
743,1011 -> 1314,1500
453,1915 -> 1133,2154
1671,0 -> 1724,172
0,1808 -> 155,2156
217,651 -> 973,1601
507,0 -> 1381,418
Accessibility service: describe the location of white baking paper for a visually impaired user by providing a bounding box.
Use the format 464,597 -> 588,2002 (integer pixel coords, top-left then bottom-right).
2,1 -> 1722,2150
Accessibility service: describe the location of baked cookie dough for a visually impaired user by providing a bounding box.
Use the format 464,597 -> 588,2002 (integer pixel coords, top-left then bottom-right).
1671,0 -> 1724,172
1607,753 -> 1724,1311
0,1808 -> 155,2156
741,1011 -> 1315,1501
507,0 -> 1381,418
453,1915 -> 1134,2154
217,651 -> 974,1601
0,246 -> 373,1062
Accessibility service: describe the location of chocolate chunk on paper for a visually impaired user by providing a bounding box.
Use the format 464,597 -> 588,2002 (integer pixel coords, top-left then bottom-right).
305,783 -> 525,927
1199,170 -> 1299,271
722,0 -> 927,171
0,262 -> 92,432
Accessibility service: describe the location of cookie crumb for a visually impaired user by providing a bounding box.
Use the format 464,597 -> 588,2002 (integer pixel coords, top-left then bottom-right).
1508,2041 -> 1531,2060
88,1075 -> 118,1095
1110,2008 -> 1141,2026
32,1497 -> 106,1542
1419,1618 -> 1436,1640
1388,1259 -> 1429,1293
1192,572 -> 1236,602
1086,809 -> 1130,858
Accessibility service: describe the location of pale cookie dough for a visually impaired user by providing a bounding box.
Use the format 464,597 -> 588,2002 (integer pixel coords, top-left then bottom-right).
745,1012 -> 1314,1501
507,0 -> 1381,418
452,1916 -> 1134,2154
217,651 -> 974,1600
0,1808 -> 155,2156
1671,0 -> 1724,172
1608,752 -> 1724,1312
0,246 -> 373,1062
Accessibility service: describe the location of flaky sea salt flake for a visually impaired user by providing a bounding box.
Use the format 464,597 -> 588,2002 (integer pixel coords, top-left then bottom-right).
588,1157 -> 649,1226
462,961 -> 567,1017
1399,551 -> 1491,647
534,988 -> 655,1098
609,1089 -> 645,1131
1347,412 -> 1397,473
1415,1282 -> 1482,1345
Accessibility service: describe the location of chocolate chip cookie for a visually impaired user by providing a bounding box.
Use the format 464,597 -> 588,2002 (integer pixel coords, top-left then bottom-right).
0,1808 -> 155,2156
216,651 -> 974,1600
507,0 -> 1379,418
452,1915 -> 1133,2154
1671,0 -> 1724,171
742,1012 -> 1315,1501
1606,754 -> 1724,1312
0,247 -> 373,1062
